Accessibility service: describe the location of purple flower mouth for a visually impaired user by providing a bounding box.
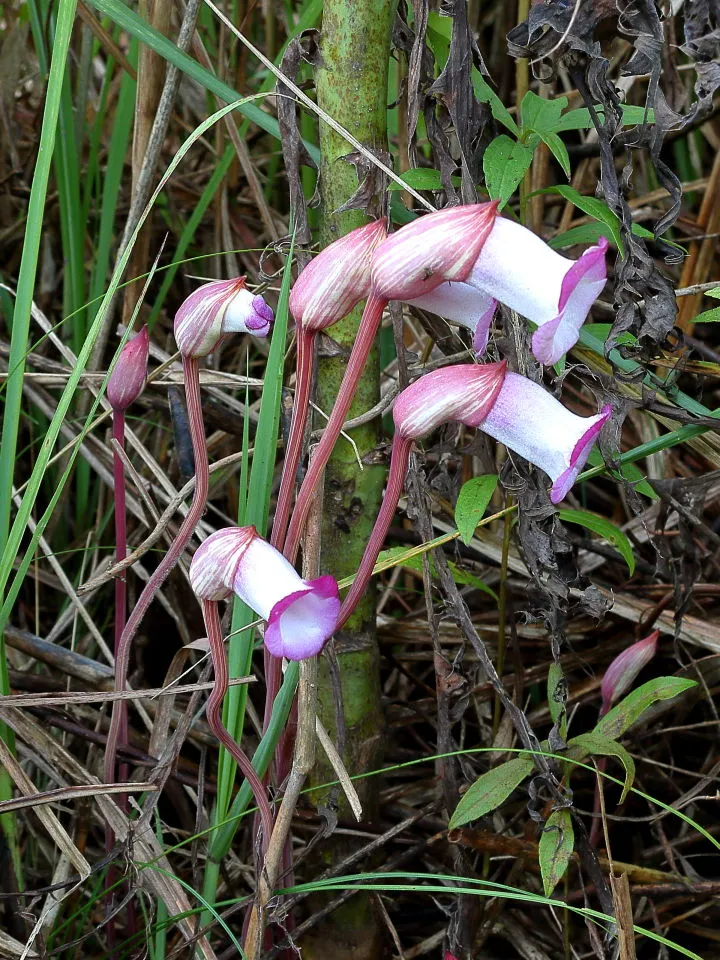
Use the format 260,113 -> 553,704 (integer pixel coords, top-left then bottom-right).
265,574 -> 340,660
550,403 -> 612,503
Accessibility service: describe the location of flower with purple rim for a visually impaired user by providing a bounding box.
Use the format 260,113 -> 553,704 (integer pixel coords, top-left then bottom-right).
189,526 -> 340,660
475,373 -> 612,503
174,277 -> 273,358
385,212 -> 607,365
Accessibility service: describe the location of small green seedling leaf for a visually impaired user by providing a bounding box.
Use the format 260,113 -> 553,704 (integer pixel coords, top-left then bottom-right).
595,676 -> 697,741
520,90 -> 568,134
539,808 -> 574,896
549,222 -> 612,250
533,185 -> 624,253
553,104 -> 655,132
388,168 -> 458,192
483,135 -> 534,208
547,662 -> 567,726
567,732 -> 636,802
535,130 -> 571,178
450,756 -> 534,828
557,508 -> 636,576
472,69 -> 519,135
455,475 -> 498,546
693,306 -> 720,323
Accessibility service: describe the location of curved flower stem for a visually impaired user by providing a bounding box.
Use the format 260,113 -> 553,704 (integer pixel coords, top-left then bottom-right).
111,410 -> 130,795
201,599 -> 274,851
271,329 -> 314,552
337,435 -> 411,630
104,355 -> 208,796
283,293 -> 386,565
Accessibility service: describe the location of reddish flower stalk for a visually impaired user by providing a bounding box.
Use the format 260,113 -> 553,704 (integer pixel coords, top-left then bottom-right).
200,597 -> 274,849
104,282 -> 272,792
272,220 -> 388,553
106,325 -> 149,793
338,361 -> 508,628
283,203 -> 499,566
104,355 -> 209,789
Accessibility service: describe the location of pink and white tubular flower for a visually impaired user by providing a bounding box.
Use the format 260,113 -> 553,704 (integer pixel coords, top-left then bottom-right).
385,212 -> 607,365
189,526 -> 340,660
174,277 -> 273,358
371,202 -> 500,302
107,325 -> 149,411
290,219 -> 388,332
474,373 -> 612,503
468,219 -> 608,365
600,630 -> 659,716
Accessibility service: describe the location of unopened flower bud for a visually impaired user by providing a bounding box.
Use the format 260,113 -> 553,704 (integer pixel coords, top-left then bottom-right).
600,630 -> 659,715
290,219 -> 387,332
393,361 -> 507,440
107,325 -> 149,411
371,202 -> 499,302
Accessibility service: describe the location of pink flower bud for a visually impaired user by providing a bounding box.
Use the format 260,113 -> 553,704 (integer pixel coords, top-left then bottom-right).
107,325 -> 149,411
174,277 -> 273,358
393,361 -> 508,440
189,526 -> 340,660
600,630 -> 659,715
371,202 -> 499,302
290,220 -> 388,332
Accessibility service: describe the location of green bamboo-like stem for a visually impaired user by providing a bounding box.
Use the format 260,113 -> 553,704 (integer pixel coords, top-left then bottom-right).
298,3 -> 393,956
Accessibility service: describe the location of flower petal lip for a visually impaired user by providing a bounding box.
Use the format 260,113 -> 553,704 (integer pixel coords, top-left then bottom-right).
107,325 -> 149,411
531,237 -> 608,365
476,373 -> 610,503
371,202 -> 499,302
393,361 -> 507,440
264,575 -> 341,660
600,630 -> 659,714
290,220 -> 387,332
189,526 -> 257,601
174,278 -> 274,357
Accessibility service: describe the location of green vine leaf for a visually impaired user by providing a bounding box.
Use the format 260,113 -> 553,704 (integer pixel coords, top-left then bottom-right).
566,732 -> 636,802
449,757 -> 534,829
539,808 -> 574,896
455,475 -> 498,546
557,508 -> 636,575
483,135 -> 534,208
595,677 -> 697,741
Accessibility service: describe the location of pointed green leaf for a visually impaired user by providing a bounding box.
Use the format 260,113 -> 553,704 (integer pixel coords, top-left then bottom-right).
557,508 -> 636,575
455,475 -> 498,546
567,732 -> 636,802
595,676 -> 697,741
535,130 -> 571,178
547,662 -> 567,726
449,757 -> 534,828
539,808 -> 574,896
472,70 -> 519,136
520,90 -> 568,134
483,135 -> 534,208
693,306 -> 720,323
532,185 -> 624,253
